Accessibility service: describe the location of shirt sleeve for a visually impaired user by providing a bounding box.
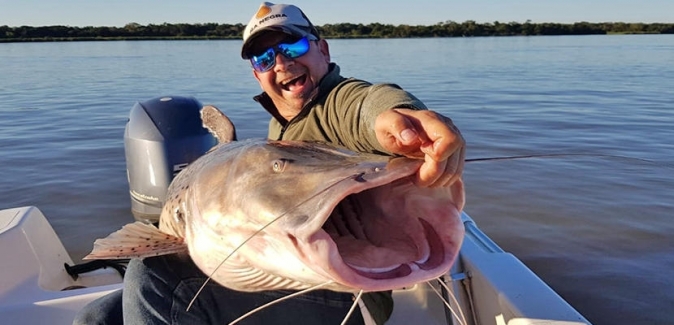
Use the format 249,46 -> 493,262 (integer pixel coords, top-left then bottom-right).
328,80 -> 427,155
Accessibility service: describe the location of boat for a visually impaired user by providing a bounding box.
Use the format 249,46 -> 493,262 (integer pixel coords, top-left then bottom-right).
0,206 -> 591,325
0,96 -> 591,325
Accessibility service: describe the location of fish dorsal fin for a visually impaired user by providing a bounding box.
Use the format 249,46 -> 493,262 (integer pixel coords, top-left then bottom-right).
83,221 -> 187,260
201,105 -> 237,144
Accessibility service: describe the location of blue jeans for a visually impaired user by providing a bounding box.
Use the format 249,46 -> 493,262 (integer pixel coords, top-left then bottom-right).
73,253 -> 366,325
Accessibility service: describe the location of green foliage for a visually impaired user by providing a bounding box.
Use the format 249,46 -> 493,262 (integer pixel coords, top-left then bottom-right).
1,21 -> 672,42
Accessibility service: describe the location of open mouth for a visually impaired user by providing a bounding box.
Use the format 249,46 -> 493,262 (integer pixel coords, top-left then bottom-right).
275,154 -> 464,292
287,157 -> 464,292
280,74 -> 307,92
322,179 -> 448,280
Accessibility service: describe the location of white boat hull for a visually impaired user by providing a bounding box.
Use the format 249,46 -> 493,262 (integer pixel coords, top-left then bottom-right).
0,206 -> 590,325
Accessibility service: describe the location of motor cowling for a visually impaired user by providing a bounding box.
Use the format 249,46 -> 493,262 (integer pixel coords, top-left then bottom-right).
124,96 -> 216,222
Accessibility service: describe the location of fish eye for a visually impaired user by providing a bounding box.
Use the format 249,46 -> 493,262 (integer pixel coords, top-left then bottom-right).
272,158 -> 295,173
272,159 -> 286,173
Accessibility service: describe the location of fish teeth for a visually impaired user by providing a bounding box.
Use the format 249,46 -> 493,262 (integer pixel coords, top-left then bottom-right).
346,263 -> 402,274
414,250 -> 430,265
414,240 -> 431,264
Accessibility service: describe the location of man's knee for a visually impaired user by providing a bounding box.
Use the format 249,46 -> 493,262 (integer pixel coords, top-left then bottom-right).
123,254 -> 199,294
72,289 -> 123,325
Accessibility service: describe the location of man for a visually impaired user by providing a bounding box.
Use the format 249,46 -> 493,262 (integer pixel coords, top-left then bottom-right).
74,2 -> 464,324
244,3 -> 464,189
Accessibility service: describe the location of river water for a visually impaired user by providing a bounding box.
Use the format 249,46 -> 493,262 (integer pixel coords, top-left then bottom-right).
1,35 -> 673,324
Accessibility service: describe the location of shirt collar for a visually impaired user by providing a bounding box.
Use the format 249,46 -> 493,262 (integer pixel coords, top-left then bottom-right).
254,63 -> 343,125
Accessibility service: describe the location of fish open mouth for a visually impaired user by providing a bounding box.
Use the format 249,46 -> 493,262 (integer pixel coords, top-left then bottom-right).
325,184 -> 447,277
293,157 -> 465,291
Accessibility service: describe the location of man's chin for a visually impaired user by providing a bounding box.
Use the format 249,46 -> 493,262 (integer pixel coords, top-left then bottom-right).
283,88 -> 312,102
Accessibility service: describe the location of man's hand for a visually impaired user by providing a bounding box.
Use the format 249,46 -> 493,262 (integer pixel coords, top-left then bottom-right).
375,108 -> 465,187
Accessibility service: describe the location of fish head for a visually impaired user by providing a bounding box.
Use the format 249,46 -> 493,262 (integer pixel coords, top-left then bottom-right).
185,139 -> 465,293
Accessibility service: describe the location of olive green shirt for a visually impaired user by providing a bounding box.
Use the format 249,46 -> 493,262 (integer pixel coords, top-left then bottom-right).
253,63 -> 427,325
256,63 -> 427,155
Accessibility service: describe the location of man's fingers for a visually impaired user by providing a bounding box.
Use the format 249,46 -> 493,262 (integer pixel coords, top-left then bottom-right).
418,112 -> 463,162
375,108 -> 466,188
417,145 -> 465,187
380,109 -> 463,161
374,109 -> 425,157
416,156 -> 446,187
440,145 -> 465,187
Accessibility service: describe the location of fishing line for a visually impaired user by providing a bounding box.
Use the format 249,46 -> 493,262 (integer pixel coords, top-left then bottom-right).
426,280 -> 467,325
341,289 -> 364,325
435,277 -> 468,325
228,281 -> 335,325
465,153 -> 659,165
189,152 -> 653,316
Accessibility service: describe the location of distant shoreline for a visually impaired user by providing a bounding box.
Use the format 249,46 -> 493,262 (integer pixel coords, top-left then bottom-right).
1,22 -> 672,43
0,34 -> 667,44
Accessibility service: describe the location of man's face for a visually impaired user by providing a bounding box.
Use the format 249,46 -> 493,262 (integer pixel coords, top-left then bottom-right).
249,31 -> 330,120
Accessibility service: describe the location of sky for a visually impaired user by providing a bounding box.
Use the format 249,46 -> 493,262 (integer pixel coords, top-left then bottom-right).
1,0 -> 673,28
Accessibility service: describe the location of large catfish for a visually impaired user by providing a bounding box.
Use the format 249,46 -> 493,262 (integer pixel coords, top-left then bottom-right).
85,105 -> 465,293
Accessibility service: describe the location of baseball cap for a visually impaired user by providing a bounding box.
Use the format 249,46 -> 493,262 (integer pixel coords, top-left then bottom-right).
241,2 -> 320,59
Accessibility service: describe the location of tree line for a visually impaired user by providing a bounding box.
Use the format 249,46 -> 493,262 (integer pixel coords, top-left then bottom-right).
2,21 -> 673,42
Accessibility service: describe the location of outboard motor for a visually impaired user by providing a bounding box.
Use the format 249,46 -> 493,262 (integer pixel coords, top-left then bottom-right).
124,96 -> 216,222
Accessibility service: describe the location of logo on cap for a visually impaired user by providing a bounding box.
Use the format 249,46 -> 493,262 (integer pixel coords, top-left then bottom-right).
255,5 -> 271,19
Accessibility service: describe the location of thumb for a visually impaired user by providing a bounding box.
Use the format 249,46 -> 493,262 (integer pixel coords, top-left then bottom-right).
375,110 -> 424,158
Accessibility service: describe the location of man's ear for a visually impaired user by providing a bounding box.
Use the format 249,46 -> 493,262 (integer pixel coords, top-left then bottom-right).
252,69 -> 263,89
317,39 -> 331,63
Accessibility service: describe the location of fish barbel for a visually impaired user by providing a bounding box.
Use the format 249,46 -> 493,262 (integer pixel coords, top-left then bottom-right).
85,105 -> 465,293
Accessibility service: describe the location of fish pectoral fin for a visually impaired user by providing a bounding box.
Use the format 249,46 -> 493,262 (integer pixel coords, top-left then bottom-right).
83,221 -> 187,260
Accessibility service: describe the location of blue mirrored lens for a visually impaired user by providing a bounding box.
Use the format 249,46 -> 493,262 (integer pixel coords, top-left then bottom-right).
250,37 -> 311,72
250,48 -> 276,73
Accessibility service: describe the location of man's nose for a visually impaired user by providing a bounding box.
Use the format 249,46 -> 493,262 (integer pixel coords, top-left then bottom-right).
273,52 -> 295,71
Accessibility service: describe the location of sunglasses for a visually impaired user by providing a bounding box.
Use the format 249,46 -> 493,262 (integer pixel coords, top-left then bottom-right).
249,36 -> 312,73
